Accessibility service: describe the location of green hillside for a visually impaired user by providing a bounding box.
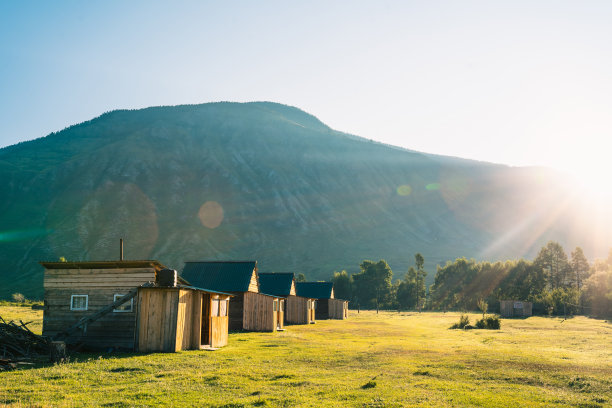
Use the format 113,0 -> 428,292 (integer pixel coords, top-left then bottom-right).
0,102 -> 608,298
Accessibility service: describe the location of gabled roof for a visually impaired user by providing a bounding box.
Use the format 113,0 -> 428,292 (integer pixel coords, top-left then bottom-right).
181,261 -> 258,293
295,282 -> 334,299
258,273 -> 295,297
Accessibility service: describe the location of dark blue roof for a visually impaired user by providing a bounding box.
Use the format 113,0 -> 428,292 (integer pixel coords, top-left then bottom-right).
258,273 -> 294,297
295,282 -> 334,299
181,261 -> 258,293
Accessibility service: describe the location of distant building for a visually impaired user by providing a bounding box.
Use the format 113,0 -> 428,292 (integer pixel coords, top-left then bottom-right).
181,261 -> 283,332
500,300 -> 533,317
258,273 -> 316,325
295,282 -> 348,320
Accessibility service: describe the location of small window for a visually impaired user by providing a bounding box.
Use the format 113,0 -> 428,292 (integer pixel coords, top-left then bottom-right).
219,299 -> 227,317
273,299 -> 278,312
280,300 -> 284,312
70,295 -> 88,311
211,299 -> 220,316
113,294 -> 133,313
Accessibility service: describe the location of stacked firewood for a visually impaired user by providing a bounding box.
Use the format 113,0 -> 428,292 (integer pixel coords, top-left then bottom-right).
0,316 -> 50,371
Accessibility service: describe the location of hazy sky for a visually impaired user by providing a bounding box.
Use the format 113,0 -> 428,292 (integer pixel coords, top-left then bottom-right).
1,1 -> 611,184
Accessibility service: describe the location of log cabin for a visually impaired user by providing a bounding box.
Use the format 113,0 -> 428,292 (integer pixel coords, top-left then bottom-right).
258,273 -> 316,324
181,261 -> 282,332
40,260 -> 231,351
295,282 -> 349,320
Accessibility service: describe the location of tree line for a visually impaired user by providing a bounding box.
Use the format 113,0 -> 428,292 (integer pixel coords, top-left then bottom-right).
331,241 -> 612,319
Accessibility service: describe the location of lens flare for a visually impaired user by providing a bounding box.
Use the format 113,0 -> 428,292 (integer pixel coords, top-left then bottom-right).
396,185 -> 412,196
426,183 -> 440,191
198,201 -> 224,229
0,228 -> 53,242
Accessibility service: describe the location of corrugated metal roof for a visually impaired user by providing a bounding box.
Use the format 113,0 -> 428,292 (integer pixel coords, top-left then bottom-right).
258,273 -> 294,297
295,282 -> 334,299
181,261 -> 258,293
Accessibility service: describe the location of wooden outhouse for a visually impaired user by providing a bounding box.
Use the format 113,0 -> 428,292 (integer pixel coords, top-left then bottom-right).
182,261 -> 282,332
295,282 -> 349,320
500,300 -> 533,317
39,260 -> 231,351
258,273 -> 316,325
137,285 -> 232,352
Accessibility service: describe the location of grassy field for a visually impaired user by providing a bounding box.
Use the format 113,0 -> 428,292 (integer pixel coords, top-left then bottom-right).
0,307 -> 610,408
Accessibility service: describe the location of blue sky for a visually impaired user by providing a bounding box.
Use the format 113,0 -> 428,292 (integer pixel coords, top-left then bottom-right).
1,1 -> 611,189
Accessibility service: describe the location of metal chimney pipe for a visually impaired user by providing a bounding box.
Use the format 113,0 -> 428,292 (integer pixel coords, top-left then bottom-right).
120,239 -> 124,261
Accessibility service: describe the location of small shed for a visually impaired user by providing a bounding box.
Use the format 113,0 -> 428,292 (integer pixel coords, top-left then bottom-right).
500,300 -> 533,317
295,282 -> 349,320
258,273 -> 316,325
137,285 -> 232,352
39,260 -> 232,351
182,261 -> 282,332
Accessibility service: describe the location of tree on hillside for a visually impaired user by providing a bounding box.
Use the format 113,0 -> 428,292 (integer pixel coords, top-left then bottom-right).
414,253 -> 427,310
296,273 -> 306,282
534,241 -> 571,290
570,247 -> 590,290
332,270 -> 352,301
352,260 -> 393,309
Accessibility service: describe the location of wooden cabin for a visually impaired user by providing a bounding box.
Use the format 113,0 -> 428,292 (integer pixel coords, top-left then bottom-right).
295,282 -> 349,320
181,261 -> 282,332
40,261 -> 231,351
258,273 -> 316,325
500,300 -> 533,317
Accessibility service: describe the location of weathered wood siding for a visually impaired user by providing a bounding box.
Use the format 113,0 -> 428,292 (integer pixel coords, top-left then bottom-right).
243,292 -> 276,332
138,288 -> 230,351
286,295 -> 313,324
248,270 -> 259,292
289,281 -> 296,296
43,267 -> 155,349
328,299 -> 348,319
500,300 -> 533,317
136,288 -> 179,352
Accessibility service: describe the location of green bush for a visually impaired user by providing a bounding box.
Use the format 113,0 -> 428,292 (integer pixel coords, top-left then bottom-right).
474,316 -> 501,330
450,314 -> 470,329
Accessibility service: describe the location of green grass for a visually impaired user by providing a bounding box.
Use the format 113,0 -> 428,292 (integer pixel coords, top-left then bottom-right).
0,309 -> 610,407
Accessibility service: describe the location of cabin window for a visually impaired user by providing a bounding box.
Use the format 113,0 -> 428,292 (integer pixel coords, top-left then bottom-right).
113,294 -> 133,312
70,295 -> 88,311
219,299 -> 228,317
280,300 -> 284,312
211,299 -> 219,316
273,299 -> 278,312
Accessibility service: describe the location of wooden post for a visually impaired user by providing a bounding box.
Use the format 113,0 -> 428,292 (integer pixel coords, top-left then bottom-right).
50,341 -> 66,364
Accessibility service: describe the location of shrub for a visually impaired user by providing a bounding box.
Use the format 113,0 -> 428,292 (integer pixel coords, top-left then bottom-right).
474,316 -> 501,330
485,316 -> 501,329
450,314 -> 470,329
12,293 -> 25,303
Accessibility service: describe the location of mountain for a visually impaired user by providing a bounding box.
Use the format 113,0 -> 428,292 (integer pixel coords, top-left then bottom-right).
0,102 -> 610,299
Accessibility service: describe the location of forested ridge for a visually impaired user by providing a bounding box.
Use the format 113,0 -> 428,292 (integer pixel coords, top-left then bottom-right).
332,241 -> 612,318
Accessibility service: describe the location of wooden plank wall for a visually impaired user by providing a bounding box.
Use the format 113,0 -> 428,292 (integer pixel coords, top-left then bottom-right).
136,288 -> 179,352
243,292 -> 275,332
500,300 -> 533,317
248,270 -> 259,292
43,267 -> 156,349
210,294 -> 230,348
328,299 -> 348,319
286,295 -> 311,324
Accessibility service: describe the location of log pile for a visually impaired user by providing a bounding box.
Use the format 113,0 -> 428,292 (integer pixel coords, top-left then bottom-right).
0,316 -> 50,371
